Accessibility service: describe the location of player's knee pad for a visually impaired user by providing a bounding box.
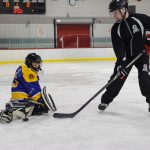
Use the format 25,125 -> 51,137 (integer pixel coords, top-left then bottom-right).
13,105 -> 34,119
11,99 -> 35,119
41,87 -> 57,112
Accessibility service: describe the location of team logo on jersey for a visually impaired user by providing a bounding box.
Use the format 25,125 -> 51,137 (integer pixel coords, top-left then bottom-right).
142,64 -> 148,72
29,74 -> 34,79
132,25 -> 139,34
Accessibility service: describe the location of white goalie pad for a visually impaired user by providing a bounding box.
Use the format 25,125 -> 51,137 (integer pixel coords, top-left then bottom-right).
13,106 -> 34,119
41,86 -> 57,112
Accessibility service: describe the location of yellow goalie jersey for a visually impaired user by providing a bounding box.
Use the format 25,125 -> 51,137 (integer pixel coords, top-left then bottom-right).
11,65 -> 41,101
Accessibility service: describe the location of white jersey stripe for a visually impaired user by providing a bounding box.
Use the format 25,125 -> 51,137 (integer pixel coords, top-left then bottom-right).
117,24 -> 121,38
131,17 -> 144,37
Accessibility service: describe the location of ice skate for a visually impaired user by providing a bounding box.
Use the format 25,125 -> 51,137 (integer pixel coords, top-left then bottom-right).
0,110 -> 13,123
98,103 -> 109,111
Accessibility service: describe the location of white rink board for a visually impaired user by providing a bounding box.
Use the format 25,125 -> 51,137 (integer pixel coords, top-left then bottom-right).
0,48 -> 115,62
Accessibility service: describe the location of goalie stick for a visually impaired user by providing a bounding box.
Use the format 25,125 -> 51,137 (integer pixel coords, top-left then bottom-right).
53,50 -> 145,118
42,86 -> 57,112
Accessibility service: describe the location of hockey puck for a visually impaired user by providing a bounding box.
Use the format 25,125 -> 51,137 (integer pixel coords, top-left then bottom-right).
23,118 -> 29,121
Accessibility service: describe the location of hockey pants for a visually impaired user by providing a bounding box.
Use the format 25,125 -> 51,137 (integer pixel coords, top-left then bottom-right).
101,54 -> 150,104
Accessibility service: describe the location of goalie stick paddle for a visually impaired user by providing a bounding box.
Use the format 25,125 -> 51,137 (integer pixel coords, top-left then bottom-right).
53,51 -> 145,119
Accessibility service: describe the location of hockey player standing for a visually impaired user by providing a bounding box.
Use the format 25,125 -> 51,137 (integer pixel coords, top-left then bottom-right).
0,53 -> 56,123
98,0 -> 150,111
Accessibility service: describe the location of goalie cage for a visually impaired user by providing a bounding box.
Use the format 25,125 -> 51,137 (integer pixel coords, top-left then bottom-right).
42,87 -> 57,112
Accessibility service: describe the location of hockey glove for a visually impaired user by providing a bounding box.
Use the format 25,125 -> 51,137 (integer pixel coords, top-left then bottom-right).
38,98 -> 49,113
32,98 -> 49,115
117,66 -> 129,80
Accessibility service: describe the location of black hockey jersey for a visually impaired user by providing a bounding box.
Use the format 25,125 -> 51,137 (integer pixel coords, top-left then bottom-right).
111,13 -> 150,62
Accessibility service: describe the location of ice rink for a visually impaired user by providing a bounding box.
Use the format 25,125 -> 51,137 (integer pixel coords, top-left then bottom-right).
0,61 -> 150,150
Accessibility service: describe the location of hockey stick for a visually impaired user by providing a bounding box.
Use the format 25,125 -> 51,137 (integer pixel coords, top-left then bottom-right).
53,51 -> 145,118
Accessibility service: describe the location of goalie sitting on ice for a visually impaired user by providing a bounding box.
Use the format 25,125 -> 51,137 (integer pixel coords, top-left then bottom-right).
0,53 -> 56,123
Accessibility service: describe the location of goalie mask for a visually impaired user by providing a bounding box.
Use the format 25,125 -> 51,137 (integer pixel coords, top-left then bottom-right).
25,53 -> 42,71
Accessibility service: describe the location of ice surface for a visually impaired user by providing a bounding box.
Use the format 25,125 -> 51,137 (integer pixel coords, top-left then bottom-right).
0,61 -> 150,150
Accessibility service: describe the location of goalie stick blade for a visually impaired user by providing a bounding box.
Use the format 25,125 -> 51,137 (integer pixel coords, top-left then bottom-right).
53,112 -> 75,118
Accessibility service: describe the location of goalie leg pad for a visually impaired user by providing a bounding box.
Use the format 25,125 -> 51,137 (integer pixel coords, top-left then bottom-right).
42,87 -> 57,112
11,99 -> 35,119
13,106 -> 34,119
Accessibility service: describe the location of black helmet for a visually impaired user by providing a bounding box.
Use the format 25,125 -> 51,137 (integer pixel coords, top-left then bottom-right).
109,0 -> 128,12
25,53 -> 42,71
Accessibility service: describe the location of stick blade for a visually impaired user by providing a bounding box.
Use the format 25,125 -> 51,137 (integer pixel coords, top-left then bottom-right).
53,112 -> 75,118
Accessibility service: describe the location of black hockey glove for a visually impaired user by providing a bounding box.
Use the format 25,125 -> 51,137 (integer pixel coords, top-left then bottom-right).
37,98 -> 49,113
119,67 -> 128,79
117,66 -> 129,80
32,98 -> 49,115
